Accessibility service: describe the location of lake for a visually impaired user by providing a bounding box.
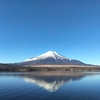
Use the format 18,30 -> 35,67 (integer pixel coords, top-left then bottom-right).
0,72 -> 100,100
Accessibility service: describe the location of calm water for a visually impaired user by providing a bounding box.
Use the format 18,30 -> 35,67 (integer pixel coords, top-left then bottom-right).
0,72 -> 100,100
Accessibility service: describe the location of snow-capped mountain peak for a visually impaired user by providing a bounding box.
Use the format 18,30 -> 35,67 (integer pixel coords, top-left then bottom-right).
20,51 -> 85,65
25,51 -> 70,62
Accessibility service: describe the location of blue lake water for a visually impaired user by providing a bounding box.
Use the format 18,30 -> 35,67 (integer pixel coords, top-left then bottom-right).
0,72 -> 100,100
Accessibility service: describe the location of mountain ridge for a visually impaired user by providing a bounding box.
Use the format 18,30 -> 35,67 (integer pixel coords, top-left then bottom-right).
25,51 -> 70,61
20,51 -> 86,65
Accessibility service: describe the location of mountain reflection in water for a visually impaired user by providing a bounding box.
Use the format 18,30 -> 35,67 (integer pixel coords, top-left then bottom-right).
0,72 -> 100,100
18,72 -> 99,92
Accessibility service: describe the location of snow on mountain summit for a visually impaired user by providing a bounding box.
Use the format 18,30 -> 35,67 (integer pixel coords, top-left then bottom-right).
20,51 -> 86,65
25,51 -> 70,62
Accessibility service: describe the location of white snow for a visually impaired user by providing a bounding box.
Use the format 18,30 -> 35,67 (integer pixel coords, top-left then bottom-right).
24,51 -> 71,62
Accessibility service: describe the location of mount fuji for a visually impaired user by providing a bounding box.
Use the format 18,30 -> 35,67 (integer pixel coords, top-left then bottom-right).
20,51 -> 86,65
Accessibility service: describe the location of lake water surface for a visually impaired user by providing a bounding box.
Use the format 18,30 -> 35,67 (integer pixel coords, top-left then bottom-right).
0,72 -> 100,100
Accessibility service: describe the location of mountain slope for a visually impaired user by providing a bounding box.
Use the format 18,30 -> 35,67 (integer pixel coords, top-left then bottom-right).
20,51 -> 86,65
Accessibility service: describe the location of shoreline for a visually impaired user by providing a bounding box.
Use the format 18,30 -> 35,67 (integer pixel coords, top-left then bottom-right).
0,64 -> 100,72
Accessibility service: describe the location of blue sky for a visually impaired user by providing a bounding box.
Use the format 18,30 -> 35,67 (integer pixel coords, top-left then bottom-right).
0,0 -> 100,65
